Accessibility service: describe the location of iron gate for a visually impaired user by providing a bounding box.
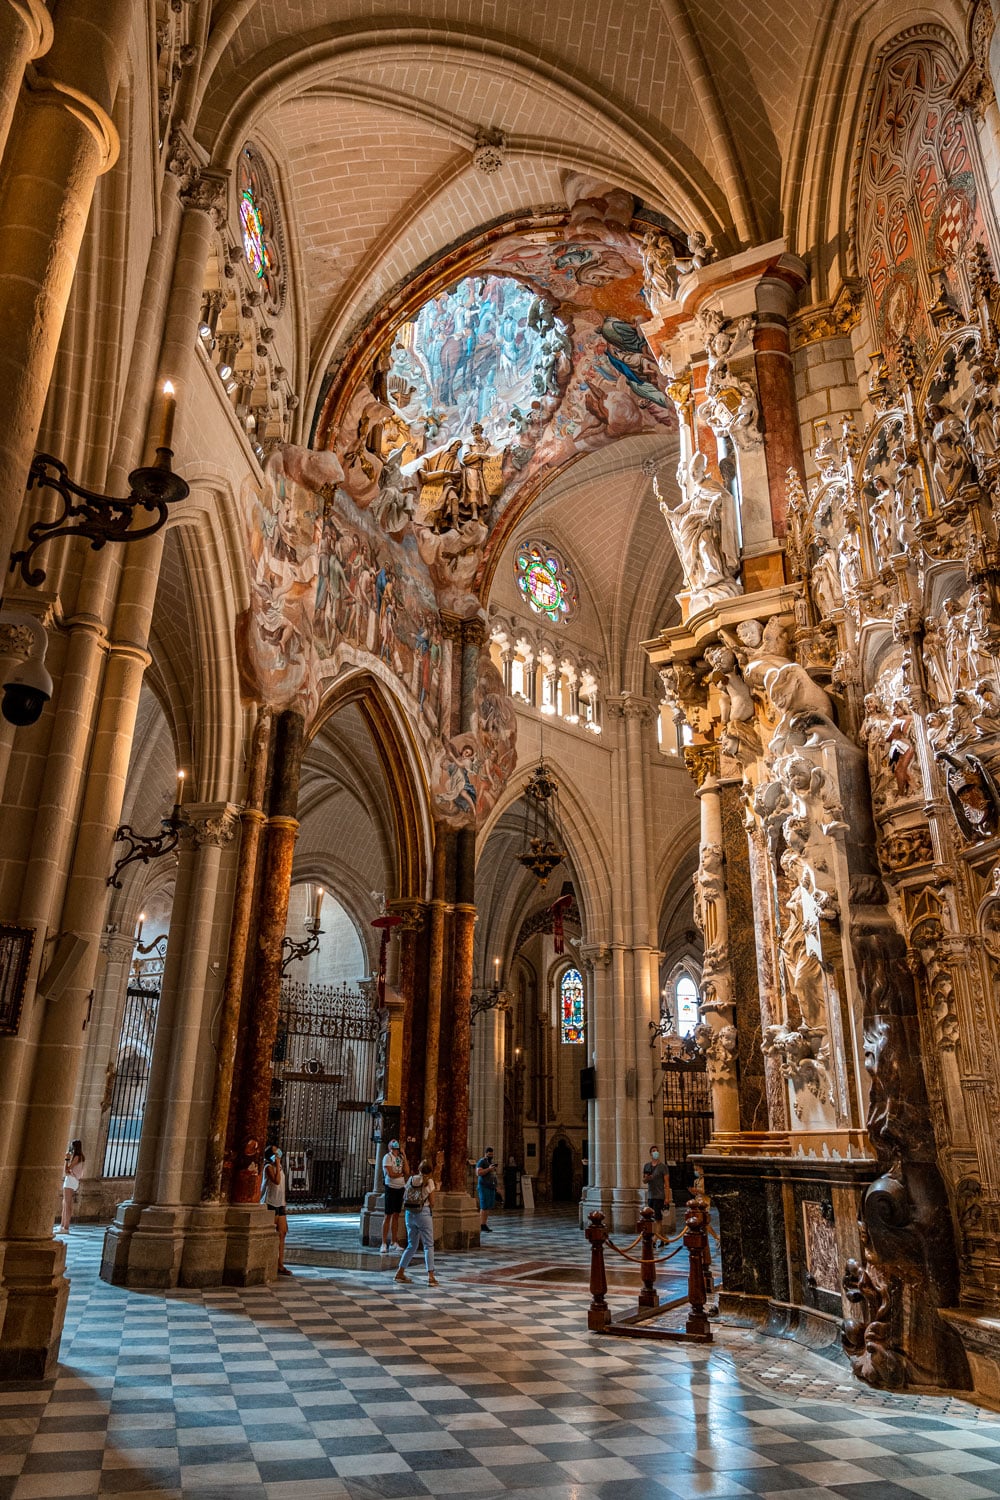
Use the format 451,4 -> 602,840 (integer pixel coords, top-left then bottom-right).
662,1055 -> 713,1166
270,981 -> 381,1206
102,981 -> 160,1178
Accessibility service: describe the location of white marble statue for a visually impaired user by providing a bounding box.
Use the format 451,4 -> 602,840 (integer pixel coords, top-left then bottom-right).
657,454 -> 741,607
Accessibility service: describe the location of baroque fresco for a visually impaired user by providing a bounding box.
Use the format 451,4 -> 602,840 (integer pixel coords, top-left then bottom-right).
239,176 -> 679,829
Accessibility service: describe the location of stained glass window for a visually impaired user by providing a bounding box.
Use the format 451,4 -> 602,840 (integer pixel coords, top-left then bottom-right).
239,188 -> 267,279
236,145 -> 284,314
560,967 -> 585,1045
515,540 -> 578,623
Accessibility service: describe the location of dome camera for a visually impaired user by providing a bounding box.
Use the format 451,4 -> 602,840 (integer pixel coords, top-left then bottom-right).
2,658 -> 53,726
0,611 -> 53,727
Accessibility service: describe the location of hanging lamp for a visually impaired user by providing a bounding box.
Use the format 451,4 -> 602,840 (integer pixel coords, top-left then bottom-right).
516,758 -> 567,886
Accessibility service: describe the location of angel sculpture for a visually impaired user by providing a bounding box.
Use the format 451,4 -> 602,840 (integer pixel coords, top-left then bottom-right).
656,454 -> 741,604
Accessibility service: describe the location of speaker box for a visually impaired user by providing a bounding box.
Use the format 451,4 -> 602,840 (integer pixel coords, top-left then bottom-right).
37,931 -> 89,1000
579,1066 -> 596,1100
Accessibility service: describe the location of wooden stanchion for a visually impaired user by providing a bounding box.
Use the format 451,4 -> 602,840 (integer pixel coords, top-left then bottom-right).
585,1210 -> 611,1331
683,1192 -> 711,1339
637,1206 -> 658,1310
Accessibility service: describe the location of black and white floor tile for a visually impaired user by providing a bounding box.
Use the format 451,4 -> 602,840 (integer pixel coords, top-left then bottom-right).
3,1212 -> 1000,1499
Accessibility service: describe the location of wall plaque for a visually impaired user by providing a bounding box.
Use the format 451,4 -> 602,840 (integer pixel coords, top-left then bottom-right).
0,924 -> 34,1034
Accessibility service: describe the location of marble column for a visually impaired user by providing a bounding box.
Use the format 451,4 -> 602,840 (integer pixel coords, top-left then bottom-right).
230,710 -> 304,1198
695,768 -> 741,1134
0,0 -> 130,576
394,901 -> 429,1162
201,709 -> 271,1203
753,272 -> 807,540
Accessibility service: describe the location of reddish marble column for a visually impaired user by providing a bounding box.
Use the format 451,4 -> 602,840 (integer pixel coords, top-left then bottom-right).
201,709 -> 271,1201
230,710 -> 304,1203
391,900 -> 429,1163
753,274 -> 806,539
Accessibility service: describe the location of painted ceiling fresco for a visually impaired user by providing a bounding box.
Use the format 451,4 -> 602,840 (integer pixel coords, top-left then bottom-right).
238,177 -> 675,831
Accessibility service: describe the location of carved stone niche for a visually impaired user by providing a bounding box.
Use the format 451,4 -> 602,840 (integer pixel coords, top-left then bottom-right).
845,913 -> 971,1391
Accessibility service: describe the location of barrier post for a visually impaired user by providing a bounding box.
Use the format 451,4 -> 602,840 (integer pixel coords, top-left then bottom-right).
638,1206 -> 658,1310
585,1210 -> 611,1331
683,1192 -> 712,1339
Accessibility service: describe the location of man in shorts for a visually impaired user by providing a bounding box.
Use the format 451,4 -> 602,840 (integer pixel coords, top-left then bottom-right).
476,1146 -> 498,1232
380,1138 -> 407,1252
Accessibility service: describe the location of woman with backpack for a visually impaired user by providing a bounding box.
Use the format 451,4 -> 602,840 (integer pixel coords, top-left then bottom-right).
393,1158 -> 438,1286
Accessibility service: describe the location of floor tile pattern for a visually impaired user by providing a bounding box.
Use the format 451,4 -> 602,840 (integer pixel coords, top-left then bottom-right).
2,1214 -> 999,1499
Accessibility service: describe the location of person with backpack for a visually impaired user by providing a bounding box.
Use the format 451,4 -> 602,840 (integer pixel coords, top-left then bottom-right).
393,1158 -> 438,1286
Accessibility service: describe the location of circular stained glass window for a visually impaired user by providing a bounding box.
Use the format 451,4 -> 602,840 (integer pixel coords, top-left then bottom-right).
236,144 -> 285,315
515,540 -> 577,623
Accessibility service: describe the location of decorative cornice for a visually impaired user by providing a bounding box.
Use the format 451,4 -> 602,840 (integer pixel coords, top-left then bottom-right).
789,280 -> 863,350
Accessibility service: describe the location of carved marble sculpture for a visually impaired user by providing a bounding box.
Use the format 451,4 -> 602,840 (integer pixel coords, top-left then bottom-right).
658,454 -> 741,608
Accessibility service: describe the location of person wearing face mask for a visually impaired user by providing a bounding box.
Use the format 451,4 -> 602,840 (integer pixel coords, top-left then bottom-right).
642,1144 -> 671,1245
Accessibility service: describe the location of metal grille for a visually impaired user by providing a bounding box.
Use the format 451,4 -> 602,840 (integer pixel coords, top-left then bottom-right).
102,981 -> 160,1178
661,1057 -> 713,1163
270,981 -> 381,1206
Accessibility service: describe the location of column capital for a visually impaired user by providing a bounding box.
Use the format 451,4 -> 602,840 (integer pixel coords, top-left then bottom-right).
388,899 -> 428,933
179,801 -> 241,848
605,694 -> 655,724
684,743 -> 720,787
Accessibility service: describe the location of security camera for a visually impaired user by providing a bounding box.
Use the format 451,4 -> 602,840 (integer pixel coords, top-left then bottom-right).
0,612 -> 53,727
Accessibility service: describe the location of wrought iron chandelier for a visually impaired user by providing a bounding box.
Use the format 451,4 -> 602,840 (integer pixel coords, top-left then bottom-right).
516,759 -> 567,886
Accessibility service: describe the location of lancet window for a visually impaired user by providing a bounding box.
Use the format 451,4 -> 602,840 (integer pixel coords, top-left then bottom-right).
560,967 -> 585,1045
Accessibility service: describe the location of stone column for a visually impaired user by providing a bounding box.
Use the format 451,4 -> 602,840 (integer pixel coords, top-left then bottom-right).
0,1 -> 52,167
579,945 -> 614,1220
230,710 -> 304,1197
0,0 -> 131,574
100,804 -> 241,1290
72,930 -> 135,1221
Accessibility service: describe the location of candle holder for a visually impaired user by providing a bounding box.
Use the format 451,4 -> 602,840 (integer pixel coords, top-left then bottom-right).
107,804 -> 184,888
280,926 -> 323,975
10,447 -> 189,588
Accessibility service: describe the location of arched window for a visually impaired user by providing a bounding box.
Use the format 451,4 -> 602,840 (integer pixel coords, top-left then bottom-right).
560,967 -> 585,1044
674,971 -> 700,1035
236,144 -> 285,314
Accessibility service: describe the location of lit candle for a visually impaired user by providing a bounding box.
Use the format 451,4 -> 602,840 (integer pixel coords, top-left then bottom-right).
158,380 -> 177,451
312,885 -> 324,928
176,769 -> 185,806
136,912 -> 146,946
494,956 -> 501,985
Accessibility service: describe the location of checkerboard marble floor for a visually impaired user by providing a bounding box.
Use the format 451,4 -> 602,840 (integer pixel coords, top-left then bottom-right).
4,1213 -> 1000,1500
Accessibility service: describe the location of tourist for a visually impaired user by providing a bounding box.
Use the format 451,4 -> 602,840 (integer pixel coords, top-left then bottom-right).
261,1145 -> 293,1276
380,1137 -> 407,1253
394,1158 -> 438,1286
58,1140 -> 85,1234
476,1145 -> 498,1232
642,1144 -> 671,1245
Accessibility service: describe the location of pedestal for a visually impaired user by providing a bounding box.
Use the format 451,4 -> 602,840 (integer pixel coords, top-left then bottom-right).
433,1191 -> 481,1250
0,1237 -> 68,1379
101,1200 -> 278,1288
